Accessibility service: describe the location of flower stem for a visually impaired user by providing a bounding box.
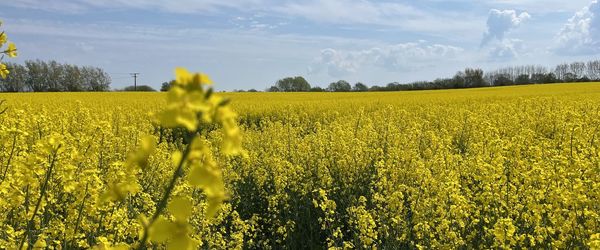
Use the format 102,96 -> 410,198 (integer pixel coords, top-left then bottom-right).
136,133 -> 194,250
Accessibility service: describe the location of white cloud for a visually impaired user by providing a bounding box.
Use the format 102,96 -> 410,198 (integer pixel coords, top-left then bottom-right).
554,0 -> 600,55
4,17 -> 400,89
481,9 -> 530,47
486,39 -> 525,61
310,42 -> 465,77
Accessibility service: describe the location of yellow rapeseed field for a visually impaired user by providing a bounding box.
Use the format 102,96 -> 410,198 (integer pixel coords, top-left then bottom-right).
1,82 -> 600,249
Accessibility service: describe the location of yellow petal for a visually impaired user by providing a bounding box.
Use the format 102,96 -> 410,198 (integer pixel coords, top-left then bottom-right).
157,109 -> 180,128
205,191 -> 226,218
0,64 -> 8,79
192,72 -> 213,86
158,107 -> 197,131
175,67 -> 192,85
188,161 -> 221,189
7,42 -> 16,57
188,159 -> 226,219
0,33 -> 6,45
148,216 -> 175,243
167,234 -> 196,250
199,73 -> 212,84
171,151 -> 182,168
166,86 -> 185,104
33,235 -> 47,249
175,109 -> 198,131
168,196 -> 192,221
140,136 -> 155,154
126,135 -> 155,170
187,137 -> 208,161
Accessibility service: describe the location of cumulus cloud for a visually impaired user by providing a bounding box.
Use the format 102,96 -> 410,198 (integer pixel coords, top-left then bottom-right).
481,9 -> 530,47
309,42 -> 464,77
486,39 -> 525,61
554,0 -> 600,55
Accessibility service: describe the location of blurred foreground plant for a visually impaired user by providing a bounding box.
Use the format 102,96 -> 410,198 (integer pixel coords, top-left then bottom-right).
0,20 -> 17,79
102,68 -> 242,249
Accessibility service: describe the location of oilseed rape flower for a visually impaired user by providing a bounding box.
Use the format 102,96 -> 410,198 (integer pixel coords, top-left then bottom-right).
0,32 -> 6,45
6,42 -> 16,58
158,68 -> 213,131
147,197 -> 197,249
0,63 -> 8,79
1,79 -> 600,248
130,68 -> 241,249
0,20 -> 17,78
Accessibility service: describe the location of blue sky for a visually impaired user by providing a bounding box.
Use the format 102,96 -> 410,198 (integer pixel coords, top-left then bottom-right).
1,0 -> 599,90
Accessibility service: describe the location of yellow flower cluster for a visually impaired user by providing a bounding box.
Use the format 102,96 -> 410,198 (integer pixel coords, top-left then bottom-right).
0,68 -> 243,249
1,82 -> 600,248
0,20 -> 17,79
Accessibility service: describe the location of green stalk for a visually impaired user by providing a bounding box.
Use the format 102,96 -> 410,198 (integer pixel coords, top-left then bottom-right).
0,132 -> 17,184
18,148 -> 59,249
135,133 -> 194,250
70,183 -> 89,248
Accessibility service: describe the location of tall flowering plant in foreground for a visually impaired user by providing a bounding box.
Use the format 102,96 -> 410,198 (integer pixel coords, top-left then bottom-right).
0,20 -> 17,115
100,68 -> 243,249
0,20 -> 17,79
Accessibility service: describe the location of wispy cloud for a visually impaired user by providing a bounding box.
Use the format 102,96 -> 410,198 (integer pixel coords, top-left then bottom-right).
0,0 -> 265,14
491,0 -> 592,12
275,0 -> 421,25
1,0 -> 482,39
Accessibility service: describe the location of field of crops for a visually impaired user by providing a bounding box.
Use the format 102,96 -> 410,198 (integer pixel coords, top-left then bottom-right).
1,82 -> 600,249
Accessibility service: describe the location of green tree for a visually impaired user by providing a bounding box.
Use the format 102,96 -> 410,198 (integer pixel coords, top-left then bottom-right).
0,62 -> 25,92
160,80 -> 175,92
123,85 -> 156,91
493,74 -> 513,86
515,74 -> 530,85
352,82 -> 368,92
328,80 -> 351,92
310,86 -> 325,92
1,60 -> 111,92
272,76 -> 311,92
267,86 -> 280,92
464,68 -> 485,87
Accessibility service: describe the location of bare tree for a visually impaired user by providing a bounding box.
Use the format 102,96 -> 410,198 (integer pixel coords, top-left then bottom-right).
587,60 -> 600,80
569,61 -> 586,79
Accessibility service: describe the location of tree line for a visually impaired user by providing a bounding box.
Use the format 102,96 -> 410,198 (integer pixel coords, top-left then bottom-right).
266,59 -> 600,92
267,77 -> 370,92
0,60 -> 111,92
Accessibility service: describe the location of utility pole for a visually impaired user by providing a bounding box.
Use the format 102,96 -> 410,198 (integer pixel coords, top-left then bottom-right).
130,73 -> 139,91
